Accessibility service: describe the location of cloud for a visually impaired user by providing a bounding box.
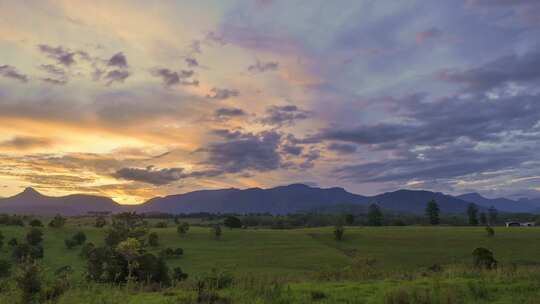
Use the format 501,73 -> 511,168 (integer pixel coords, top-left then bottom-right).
282,144 -> 303,156
105,70 -> 130,85
437,49 -> 540,91
327,143 -> 357,154
0,136 -> 52,150
185,57 -> 199,67
260,105 -> 310,126
206,87 -> 239,100
248,60 -> 279,73
415,27 -> 443,43
214,107 -> 246,118
151,68 -> 198,87
114,166 -> 186,185
107,52 -> 128,68
37,44 -> 77,66
203,130 -> 283,173
39,64 -> 67,85
0,65 -> 29,83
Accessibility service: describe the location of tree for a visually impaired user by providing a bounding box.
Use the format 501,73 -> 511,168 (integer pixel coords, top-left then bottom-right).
172,267 -> 188,281
8,237 -> 18,247
425,200 -> 440,225
472,247 -> 497,270
224,216 -> 242,229
0,231 -> 3,249
177,222 -> 190,235
344,214 -> 355,225
48,214 -> 66,228
334,225 -> 345,241
212,224 -> 222,240
148,232 -> 159,247
488,206 -> 498,225
116,238 -> 142,281
95,216 -> 107,228
26,228 -> 44,246
467,203 -> 479,226
64,239 -> 77,249
29,219 -> 43,227
479,212 -> 487,226
15,260 -> 43,303
13,244 -> 44,262
367,204 -> 383,226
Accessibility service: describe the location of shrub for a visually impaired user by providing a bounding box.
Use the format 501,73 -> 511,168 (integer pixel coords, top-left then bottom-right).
334,225 -> 345,241
13,244 -> 44,262
485,226 -> 495,237
155,222 -> 168,228
80,242 -> 95,259
224,216 -> 242,229
72,231 -> 87,245
311,290 -> 326,301
212,224 -> 222,240
8,237 -> 18,247
95,216 -> 107,228
15,260 -> 43,304
148,232 -> 159,247
26,228 -> 44,246
65,239 -> 78,249
172,267 -> 188,281
159,247 -> 183,259
48,214 -> 66,228
177,222 -> 190,235
29,219 -> 43,227
0,259 -> 11,278
472,247 -> 497,270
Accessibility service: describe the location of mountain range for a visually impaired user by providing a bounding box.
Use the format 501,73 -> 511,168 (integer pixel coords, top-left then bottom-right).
0,184 -> 539,216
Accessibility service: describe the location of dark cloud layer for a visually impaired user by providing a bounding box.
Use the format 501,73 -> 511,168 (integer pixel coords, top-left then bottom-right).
0,65 -> 29,83
261,105 -> 310,126
0,136 -> 52,150
38,44 -> 77,66
206,87 -> 239,100
214,107 -> 246,117
151,68 -> 198,87
248,60 -> 279,73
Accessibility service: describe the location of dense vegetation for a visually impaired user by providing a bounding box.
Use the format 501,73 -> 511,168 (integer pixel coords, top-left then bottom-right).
0,205 -> 539,303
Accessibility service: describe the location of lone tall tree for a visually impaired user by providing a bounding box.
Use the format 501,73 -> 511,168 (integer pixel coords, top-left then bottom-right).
367,204 -> 383,226
467,203 -> 479,226
425,200 -> 440,225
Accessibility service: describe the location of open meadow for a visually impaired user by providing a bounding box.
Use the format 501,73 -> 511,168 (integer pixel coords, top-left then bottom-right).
2,220 -> 540,303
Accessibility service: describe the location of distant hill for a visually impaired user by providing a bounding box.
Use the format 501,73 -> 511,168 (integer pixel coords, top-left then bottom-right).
370,189 -> 473,214
2,184 -> 538,215
457,193 -> 539,213
0,187 -> 122,215
136,183 -> 369,214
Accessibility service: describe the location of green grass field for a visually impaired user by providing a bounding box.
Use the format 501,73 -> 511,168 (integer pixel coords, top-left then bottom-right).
2,224 -> 540,303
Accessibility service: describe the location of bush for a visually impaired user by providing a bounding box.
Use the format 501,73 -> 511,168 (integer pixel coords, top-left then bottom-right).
15,260 -> 43,303
13,244 -> 44,262
172,267 -> 188,281
26,228 -> 44,246
177,222 -> 190,235
73,231 -> 87,245
29,219 -> 43,227
472,247 -> 497,270
224,216 -> 242,229
148,232 -> 159,247
334,225 -> 345,241
485,226 -> 495,237
311,290 -> 326,301
65,238 -> 78,249
8,237 -> 18,247
0,259 -> 11,278
155,222 -> 168,228
212,224 -> 222,240
80,242 -> 95,259
159,247 -> 183,259
48,214 -> 66,228
95,216 -> 107,228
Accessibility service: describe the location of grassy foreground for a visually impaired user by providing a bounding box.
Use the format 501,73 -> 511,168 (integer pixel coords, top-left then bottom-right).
1,225 -> 540,303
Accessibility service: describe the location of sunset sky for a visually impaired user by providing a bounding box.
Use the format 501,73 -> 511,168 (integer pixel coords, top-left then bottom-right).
1,0 -> 540,204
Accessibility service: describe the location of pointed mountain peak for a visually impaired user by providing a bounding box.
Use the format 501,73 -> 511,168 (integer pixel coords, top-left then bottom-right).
17,187 -> 44,198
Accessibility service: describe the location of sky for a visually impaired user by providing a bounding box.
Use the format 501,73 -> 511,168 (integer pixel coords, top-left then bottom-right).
1,0 -> 540,204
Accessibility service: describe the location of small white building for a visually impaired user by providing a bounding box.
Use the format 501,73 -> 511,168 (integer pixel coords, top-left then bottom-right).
505,221 -> 536,227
